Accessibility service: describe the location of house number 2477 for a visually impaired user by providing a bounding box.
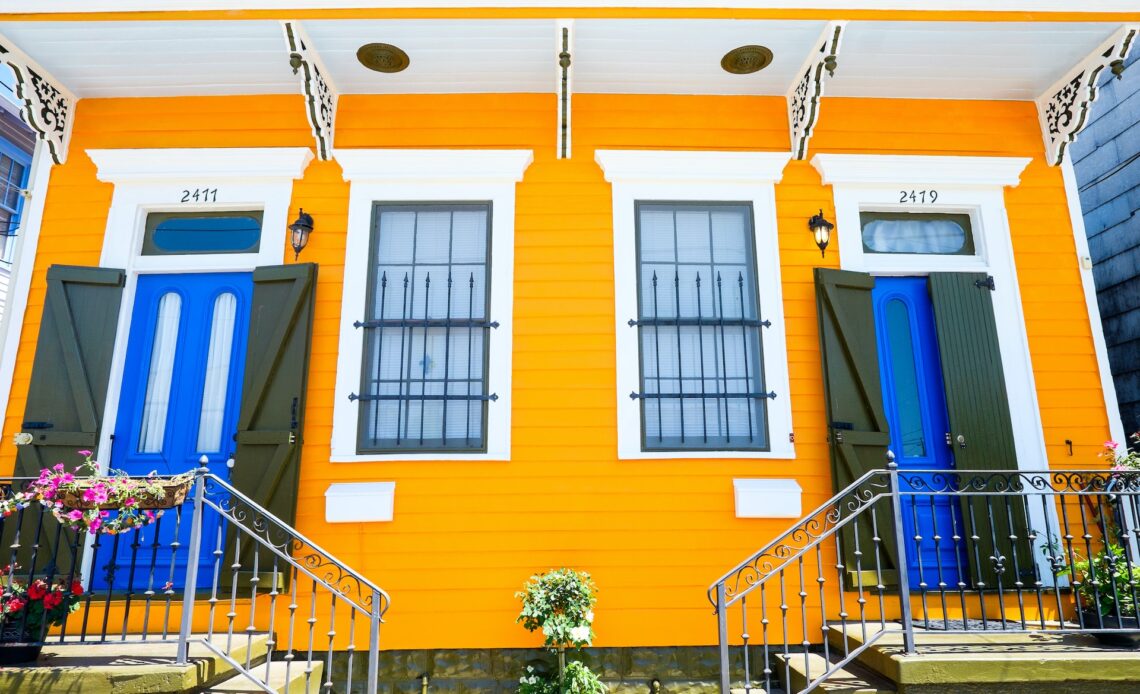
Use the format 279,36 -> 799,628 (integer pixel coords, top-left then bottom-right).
180,188 -> 218,203
899,189 -> 938,203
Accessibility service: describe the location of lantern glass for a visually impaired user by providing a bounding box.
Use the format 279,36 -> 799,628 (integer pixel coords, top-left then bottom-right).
289,208 -> 314,260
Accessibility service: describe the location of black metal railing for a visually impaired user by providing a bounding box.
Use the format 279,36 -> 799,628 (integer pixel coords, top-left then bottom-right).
0,463 -> 390,693
709,463 -> 1140,694
629,269 -> 772,450
352,269 -> 497,451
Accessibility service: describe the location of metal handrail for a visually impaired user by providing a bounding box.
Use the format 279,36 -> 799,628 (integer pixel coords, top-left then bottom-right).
709,466 -> 1140,694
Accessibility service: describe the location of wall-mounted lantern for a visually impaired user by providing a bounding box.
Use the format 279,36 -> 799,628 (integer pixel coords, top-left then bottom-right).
289,208 -> 314,261
808,209 -> 834,258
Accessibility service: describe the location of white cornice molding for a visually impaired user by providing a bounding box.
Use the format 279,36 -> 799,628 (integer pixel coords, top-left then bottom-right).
87,147 -> 315,183
596,150 -> 792,184
811,153 -> 1032,188
1036,24 -> 1137,167
334,149 -> 534,183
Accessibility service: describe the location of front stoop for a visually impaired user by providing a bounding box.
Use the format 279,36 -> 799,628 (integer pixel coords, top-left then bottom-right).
827,623 -> 1140,694
205,660 -> 325,693
0,634 -> 270,694
774,652 -> 895,693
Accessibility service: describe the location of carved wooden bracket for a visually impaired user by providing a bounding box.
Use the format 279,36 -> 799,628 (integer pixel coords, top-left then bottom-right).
283,21 -> 337,161
0,33 -> 76,165
788,22 -> 845,161
1037,25 -> 1137,167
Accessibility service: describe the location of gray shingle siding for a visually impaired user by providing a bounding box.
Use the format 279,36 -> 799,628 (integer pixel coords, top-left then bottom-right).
1071,50 -> 1140,434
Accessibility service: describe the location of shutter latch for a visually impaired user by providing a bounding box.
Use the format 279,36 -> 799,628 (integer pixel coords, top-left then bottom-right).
974,275 -> 996,291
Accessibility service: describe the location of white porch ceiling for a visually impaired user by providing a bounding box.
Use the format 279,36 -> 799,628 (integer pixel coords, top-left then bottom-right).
0,18 -> 1125,100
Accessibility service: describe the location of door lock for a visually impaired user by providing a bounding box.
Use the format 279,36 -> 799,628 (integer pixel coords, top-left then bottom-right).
956,434 -> 967,449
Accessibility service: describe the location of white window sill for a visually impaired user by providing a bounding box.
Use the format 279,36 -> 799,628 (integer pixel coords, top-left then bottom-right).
330,452 -> 510,463
618,445 -> 796,460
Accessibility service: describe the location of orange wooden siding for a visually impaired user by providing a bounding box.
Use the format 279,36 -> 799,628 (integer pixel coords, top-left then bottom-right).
0,92 -> 1111,650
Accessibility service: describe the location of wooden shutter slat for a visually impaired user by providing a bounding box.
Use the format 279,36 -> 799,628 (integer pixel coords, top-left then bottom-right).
929,272 -> 1031,589
814,268 -> 899,579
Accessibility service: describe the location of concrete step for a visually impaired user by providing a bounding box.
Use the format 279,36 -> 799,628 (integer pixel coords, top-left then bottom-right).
774,652 -> 896,694
205,659 -> 325,693
826,623 -> 1140,693
0,633 -> 271,694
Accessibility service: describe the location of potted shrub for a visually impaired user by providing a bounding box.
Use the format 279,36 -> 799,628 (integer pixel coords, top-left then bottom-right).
1064,544 -> 1140,647
516,568 -> 606,693
6,450 -> 193,535
0,569 -> 83,664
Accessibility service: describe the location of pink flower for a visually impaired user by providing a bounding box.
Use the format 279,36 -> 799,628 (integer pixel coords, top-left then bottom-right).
82,484 -> 109,505
77,450 -> 92,457
144,510 -> 155,520
4,598 -> 25,614
52,463 -> 64,472
123,498 -> 137,507
1105,441 -> 1120,450
59,474 -> 74,484
66,509 -> 83,521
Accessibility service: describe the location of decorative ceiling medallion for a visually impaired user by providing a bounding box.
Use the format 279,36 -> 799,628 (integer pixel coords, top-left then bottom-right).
721,45 -> 774,75
357,43 -> 410,73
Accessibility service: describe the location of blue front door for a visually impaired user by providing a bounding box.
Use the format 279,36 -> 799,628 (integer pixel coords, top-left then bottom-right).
94,273 -> 252,591
872,276 -> 967,590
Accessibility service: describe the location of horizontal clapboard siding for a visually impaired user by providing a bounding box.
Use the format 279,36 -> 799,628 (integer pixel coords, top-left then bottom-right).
0,91 -> 1111,650
1070,50 -> 1140,434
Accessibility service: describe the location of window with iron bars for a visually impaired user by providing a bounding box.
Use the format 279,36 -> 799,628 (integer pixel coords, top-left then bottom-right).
632,202 -> 772,451
353,203 -> 495,453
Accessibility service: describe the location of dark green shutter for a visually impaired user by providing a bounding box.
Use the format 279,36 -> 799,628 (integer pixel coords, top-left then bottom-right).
10,265 -> 124,579
15,266 -> 125,476
814,268 -> 899,581
929,272 -> 1032,589
230,263 -> 317,528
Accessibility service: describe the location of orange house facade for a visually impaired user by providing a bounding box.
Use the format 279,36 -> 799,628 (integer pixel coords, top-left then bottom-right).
0,2 -> 1136,679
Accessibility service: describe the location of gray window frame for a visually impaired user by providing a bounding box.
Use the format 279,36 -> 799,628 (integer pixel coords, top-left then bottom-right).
142,211 -> 264,256
633,200 -> 771,453
859,211 -> 976,256
356,201 -> 494,454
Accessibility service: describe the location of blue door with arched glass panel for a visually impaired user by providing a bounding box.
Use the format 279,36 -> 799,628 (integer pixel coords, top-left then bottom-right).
92,273 -> 252,592
872,276 -> 967,590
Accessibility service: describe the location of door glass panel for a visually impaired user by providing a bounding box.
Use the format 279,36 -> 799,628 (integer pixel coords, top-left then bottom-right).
138,292 -> 182,453
196,292 -> 238,453
884,298 -> 926,457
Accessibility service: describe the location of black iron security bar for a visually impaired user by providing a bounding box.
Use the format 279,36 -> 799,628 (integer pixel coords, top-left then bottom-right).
353,268 -> 496,450
630,269 -> 771,448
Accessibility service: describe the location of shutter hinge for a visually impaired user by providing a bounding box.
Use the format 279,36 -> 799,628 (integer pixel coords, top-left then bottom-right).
289,431 -> 297,445
975,275 -> 996,291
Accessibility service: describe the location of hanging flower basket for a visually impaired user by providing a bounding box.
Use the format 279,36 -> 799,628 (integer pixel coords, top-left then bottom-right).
4,450 -> 195,535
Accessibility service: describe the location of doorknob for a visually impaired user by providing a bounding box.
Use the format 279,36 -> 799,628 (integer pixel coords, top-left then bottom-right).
956,434 -> 967,449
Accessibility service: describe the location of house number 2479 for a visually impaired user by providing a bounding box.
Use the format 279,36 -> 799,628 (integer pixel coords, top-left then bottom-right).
180,188 -> 218,203
899,189 -> 938,203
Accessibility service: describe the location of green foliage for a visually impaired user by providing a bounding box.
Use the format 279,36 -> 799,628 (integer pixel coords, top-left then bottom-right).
1062,544 -> 1140,617
516,568 -> 597,650
518,662 -> 607,694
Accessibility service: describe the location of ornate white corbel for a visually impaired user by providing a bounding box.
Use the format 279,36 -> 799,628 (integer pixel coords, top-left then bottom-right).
1037,25 -> 1137,167
787,21 -> 845,161
556,19 -> 573,160
0,32 -> 76,165
283,21 -> 337,161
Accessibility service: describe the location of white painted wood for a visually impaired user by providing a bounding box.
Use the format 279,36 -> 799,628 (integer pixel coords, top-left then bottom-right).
329,148 -> 533,462
817,153 -> 1064,581
573,19 -> 826,95
595,149 -> 795,460
0,141 -> 51,447
733,478 -> 802,518
0,18 -> 1124,100
11,1 -> 1140,13
325,482 -> 395,523
303,19 -> 555,94
812,153 -> 1033,188
1062,157 -> 1126,446
0,20 -> 297,98
830,21 -> 1122,100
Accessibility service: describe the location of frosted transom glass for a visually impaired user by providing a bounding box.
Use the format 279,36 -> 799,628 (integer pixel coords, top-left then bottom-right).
635,202 -> 769,451
860,212 -> 974,255
359,204 -> 492,452
138,292 -> 182,454
196,292 -> 238,454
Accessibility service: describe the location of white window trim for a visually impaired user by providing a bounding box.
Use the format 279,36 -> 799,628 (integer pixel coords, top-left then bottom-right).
596,150 -> 795,460
812,152 -> 1067,579
330,149 -> 533,462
